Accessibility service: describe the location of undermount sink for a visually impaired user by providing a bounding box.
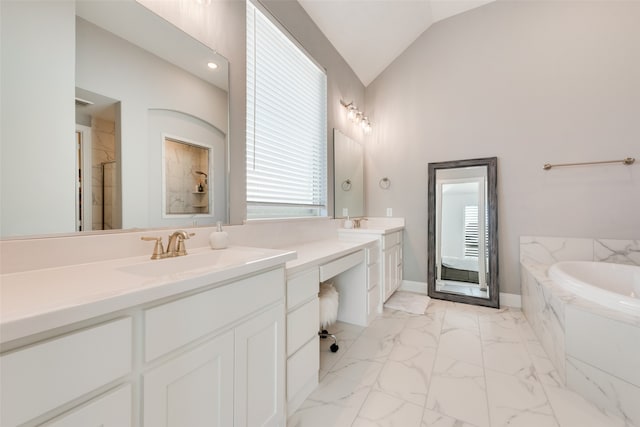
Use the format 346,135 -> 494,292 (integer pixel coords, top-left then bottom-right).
118,247 -> 274,278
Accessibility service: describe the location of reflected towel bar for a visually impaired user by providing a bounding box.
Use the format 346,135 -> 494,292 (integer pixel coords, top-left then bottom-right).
543,157 -> 635,170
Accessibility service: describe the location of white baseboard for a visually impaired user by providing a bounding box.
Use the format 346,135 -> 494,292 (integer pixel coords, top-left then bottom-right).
500,293 -> 522,308
399,280 -> 428,295
400,280 -> 522,308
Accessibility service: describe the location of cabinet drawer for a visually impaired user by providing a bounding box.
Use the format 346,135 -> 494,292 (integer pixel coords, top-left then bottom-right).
0,318 -> 132,427
382,232 -> 401,250
287,337 -> 319,401
319,250 -> 364,282
287,298 -> 319,356
287,268 -> 319,310
43,384 -> 132,427
366,246 -> 380,265
145,268 -> 284,362
367,263 -> 380,290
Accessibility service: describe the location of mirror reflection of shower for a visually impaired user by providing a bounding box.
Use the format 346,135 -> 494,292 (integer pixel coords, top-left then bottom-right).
164,137 -> 211,215
74,88 -> 122,231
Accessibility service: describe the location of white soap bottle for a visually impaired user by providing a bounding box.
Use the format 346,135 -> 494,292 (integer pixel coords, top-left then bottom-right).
209,221 -> 229,249
343,215 -> 353,229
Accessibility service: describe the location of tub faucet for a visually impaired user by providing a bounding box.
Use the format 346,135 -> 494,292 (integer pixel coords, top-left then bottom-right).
166,230 -> 194,257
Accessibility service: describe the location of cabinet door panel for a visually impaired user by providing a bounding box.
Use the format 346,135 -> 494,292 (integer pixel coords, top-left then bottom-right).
383,249 -> 394,301
143,331 -> 234,427
287,298 -> 319,356
235,304 -> 285,427
43,385 -> 132,427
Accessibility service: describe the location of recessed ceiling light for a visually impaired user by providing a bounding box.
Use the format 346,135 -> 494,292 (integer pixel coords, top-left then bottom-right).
207,62 -> 218,70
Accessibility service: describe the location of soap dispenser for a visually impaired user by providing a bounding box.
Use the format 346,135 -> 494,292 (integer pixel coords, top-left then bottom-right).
343,215 -> 354,229
209,221 -> 229,249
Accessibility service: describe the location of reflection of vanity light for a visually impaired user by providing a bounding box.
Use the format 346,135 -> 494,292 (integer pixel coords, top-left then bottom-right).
207,62 -> 218,70
347,106 -> 357,121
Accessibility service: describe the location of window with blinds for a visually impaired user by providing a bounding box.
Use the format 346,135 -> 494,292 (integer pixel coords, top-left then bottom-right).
246,1 -> 328,219
463,205 -> 479,257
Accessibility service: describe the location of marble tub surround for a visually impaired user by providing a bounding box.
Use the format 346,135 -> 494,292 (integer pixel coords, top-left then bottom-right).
520,236 -> 640,426
290,300 -> 629,427
520,236 -> 640,267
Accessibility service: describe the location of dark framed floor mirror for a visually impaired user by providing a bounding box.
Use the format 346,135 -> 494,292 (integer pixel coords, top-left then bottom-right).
427,157 -> 499,308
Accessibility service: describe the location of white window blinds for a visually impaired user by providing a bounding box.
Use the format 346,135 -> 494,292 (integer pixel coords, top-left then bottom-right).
463,205 -> 479,257
246,2 -> 328,219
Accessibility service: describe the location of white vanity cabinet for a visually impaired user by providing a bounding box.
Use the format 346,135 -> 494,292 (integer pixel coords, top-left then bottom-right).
0,267 -> 287,427
338,227 -> 404,310
142,267 -> 286,427
0,318 -> 133,427
382,231 -> 403,302
366,243 -> 381,323
285,267 -> 320,416
143,302 -> 285,427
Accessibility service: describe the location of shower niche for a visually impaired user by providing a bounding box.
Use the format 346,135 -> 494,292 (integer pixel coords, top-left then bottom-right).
163,136 -> 212,216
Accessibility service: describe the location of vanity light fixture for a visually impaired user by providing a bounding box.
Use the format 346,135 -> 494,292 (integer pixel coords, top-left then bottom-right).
207,62 -> 218,70
340,99 -> 372,133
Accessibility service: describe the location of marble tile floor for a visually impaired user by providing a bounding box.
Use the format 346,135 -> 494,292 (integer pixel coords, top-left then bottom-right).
289,299 -> 632,427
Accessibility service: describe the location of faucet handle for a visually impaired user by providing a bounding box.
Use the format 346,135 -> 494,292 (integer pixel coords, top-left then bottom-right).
141,236 -> 166,260
175,232 -> 195,256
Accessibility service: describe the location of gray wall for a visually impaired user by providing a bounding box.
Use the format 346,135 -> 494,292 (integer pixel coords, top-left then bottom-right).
364,1 -> 640,294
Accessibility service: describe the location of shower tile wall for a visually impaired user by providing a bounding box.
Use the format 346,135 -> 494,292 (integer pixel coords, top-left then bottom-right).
164,139 -> 209,214
92,118 -> 116,230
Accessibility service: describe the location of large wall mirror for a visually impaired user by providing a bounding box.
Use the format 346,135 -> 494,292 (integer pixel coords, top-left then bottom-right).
0,0 -> 229,238
427,157 -> 499,308
333,129 -> 364,218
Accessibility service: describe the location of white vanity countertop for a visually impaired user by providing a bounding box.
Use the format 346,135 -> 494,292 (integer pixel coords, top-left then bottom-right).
0,246 -> 295,345
336,217 -> 405,235
281,238 -> 377,276
337,225 -> 405,235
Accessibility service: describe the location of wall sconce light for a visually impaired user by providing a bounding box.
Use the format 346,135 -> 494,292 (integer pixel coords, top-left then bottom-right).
340,100 -> 372,133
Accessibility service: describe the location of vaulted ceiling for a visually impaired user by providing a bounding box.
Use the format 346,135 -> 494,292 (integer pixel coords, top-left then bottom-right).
298,0 -> 495,86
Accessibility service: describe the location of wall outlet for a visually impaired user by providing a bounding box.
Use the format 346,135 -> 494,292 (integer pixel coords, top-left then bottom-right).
386,208 -> 393,217
342,208 -> 349,217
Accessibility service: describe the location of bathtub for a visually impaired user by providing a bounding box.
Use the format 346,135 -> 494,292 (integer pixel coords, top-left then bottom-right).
548,261 -> 640,316
519,236 -> 640,426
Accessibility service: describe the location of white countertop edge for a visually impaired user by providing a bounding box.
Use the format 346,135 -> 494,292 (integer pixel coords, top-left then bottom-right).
1,247 -> 296,345
337,225 -> 405,235
281,238 -> 377,276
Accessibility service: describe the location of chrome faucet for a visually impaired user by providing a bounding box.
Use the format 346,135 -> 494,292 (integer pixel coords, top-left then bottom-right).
141,230 -> 194,259
166,230 -> 193,257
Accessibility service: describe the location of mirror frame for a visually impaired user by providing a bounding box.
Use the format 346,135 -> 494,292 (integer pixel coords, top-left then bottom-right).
427,157 -> 499,308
